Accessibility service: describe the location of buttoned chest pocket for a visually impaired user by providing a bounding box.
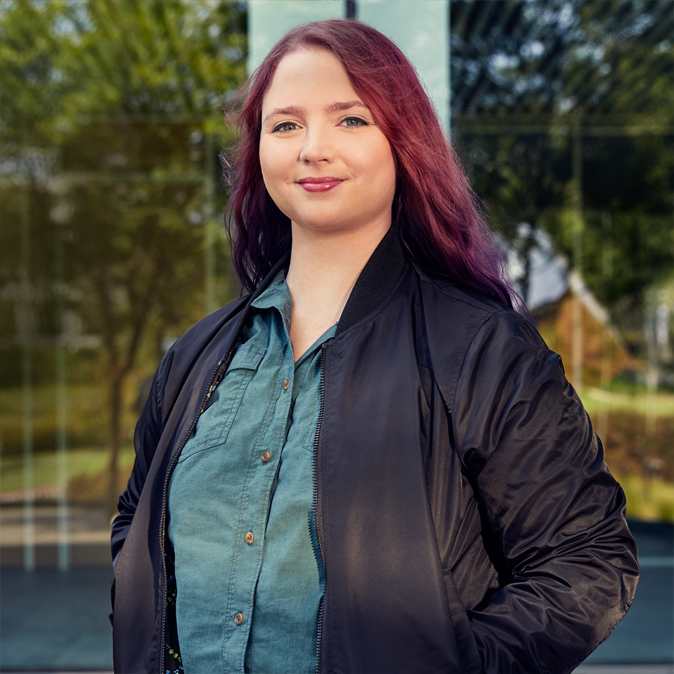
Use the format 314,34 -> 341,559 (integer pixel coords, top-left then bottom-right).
178,345 -> 265,462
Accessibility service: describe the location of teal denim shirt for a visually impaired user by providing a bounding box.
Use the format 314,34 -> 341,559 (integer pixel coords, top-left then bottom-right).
168,270 -> 335,674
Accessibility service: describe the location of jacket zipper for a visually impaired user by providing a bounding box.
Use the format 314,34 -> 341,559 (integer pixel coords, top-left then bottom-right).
313,343 -> 329,674
158,353 -> 232,673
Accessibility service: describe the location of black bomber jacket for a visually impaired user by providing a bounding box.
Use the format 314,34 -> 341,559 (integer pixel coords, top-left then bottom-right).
111,227 -> 639,674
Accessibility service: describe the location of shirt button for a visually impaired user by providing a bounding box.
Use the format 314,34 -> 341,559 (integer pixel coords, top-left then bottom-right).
282,378 -> 290,390
261,451 -> 271,464
234,612 -> 244,626
245,531 -> 254,545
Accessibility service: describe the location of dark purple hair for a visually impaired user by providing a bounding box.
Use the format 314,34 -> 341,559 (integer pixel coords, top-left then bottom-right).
224,19 -> 518,310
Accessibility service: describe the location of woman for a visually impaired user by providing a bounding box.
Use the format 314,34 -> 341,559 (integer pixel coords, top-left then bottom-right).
111,19 -> 639,674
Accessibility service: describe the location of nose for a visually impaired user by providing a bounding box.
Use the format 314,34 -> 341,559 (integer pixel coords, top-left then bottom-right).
298,126 -> 334,164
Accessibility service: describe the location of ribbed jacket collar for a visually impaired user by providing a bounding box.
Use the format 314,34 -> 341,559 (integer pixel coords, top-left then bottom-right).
250,225 -> 408,338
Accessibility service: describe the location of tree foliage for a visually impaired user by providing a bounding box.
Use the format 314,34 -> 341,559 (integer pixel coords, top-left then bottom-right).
0,0 -> 246,139
452,0 -> 673,331
0,0 -> 247,512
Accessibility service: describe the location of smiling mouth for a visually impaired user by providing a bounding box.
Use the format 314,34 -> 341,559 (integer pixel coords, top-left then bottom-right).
297,177 -> 344,192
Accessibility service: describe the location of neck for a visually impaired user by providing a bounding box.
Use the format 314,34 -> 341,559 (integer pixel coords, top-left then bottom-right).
285,221 -> 391,325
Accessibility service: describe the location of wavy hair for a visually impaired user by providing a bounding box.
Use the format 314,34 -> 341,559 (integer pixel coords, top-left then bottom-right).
224,19 -> 518,310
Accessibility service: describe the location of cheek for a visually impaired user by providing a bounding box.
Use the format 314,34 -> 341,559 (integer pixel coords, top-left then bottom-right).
258,143 -> 275,186
371,142 -> 396,193
259,140 -> 290,185
259,144 -> 294,217
349,142 -> 392,182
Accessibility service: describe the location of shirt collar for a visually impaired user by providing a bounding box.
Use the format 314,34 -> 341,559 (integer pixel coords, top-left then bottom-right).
248,224 -> 407,339
250,267 -> 292,330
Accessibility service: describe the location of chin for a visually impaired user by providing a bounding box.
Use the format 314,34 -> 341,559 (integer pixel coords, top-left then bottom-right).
291,214 -> 349,233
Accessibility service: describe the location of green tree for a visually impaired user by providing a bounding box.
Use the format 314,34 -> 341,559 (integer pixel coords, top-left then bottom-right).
452,0 -> 673,342
0,0 -> 247,514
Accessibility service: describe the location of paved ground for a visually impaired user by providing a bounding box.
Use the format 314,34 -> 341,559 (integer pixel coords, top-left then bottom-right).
582,520 -> 674,667
0,566 -> 113,670
0,519 -> 671,671
0,505 -> 111,566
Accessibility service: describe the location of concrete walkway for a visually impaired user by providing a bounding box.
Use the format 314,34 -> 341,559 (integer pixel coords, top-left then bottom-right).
582,520 -> 674,667
0,519 -> 671,670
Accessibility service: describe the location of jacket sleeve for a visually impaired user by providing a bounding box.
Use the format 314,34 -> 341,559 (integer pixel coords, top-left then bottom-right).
110,356 -> 167,570
452,310 -> 639,674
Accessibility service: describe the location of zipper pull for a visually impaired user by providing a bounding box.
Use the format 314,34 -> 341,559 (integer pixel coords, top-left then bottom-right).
204,353 -> 232,405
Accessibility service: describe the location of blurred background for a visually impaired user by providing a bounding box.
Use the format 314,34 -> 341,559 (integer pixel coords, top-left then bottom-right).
0,0 -> 672,671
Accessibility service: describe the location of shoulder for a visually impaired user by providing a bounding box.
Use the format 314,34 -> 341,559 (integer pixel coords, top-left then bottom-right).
409,267 -> 553,412
418,270 -> 507,316
413,266 -> 544,351
168,294 -> 250,356
153,294 -> 250,410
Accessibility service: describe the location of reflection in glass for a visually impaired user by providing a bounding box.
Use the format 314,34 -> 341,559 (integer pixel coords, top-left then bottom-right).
0,0 -> 671,670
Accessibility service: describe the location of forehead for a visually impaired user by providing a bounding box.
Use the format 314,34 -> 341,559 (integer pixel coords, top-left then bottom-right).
261,48 -> 361,113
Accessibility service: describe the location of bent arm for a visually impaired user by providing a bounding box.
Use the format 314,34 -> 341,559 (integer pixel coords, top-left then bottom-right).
110,362 -> 165,569
453,311 -> 639,674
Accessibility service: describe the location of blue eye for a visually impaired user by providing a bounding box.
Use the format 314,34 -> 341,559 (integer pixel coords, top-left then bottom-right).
342,117 -> 368,128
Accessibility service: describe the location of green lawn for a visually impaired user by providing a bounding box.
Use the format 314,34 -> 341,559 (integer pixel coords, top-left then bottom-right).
617,473 -> 674,521
1,382 -> 141,494
0,382 -> 138,454
0,446 -> 135,493
581,387 -> 674,417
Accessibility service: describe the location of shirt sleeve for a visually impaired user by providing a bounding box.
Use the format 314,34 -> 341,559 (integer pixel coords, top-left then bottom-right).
452,310 -> 639,674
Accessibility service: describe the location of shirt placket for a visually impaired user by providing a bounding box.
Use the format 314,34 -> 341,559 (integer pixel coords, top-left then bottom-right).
222,326 -> 296,674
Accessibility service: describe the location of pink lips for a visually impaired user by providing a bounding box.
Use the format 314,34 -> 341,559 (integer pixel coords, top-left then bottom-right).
297,177 -> 344,192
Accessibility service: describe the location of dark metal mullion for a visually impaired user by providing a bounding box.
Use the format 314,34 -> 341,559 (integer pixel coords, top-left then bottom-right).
456,0 -> 482,43
448,0 -> 474,106
466,0 -> 501,49
590,4 -> 674,114
528,0 -> 609,115
452,0 -> 502,114
570,0 -> 666,113
509,0 -> 574,114
560,3 -> 629,113
570,46 -> 624,116
464,1 -> 522,114
549,0 -> 623,111
451,0 -> 474,41
523,0 -> 613,115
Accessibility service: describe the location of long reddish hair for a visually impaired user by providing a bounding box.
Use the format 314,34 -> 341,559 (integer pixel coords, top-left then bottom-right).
224,19 -> 517,309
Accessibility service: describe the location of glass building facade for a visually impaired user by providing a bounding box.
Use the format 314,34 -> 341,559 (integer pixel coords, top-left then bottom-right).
0,1 -> 672,669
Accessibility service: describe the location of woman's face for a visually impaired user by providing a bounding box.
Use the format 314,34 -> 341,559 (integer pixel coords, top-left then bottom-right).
259,48 -> 396,237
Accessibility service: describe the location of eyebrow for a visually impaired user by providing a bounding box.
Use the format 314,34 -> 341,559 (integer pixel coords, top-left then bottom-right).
262,100 -> 370,125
